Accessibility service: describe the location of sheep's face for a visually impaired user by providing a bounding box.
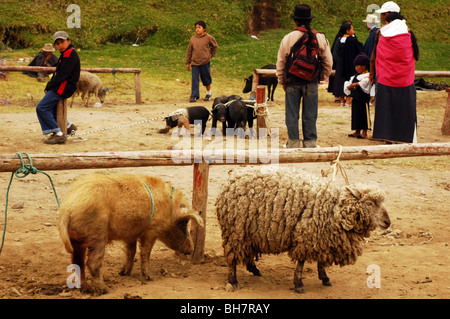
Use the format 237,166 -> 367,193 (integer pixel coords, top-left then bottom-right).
338,186 -> 390,234
98,88 -> 107,103
366,199 -> 390,230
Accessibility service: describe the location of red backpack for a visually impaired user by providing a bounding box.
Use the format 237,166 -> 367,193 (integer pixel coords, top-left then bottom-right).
285,27 -> 321,83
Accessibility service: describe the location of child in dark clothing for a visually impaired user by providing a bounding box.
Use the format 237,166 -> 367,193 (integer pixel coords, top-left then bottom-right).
344,53 -> 371,139
36,31 -> 80,144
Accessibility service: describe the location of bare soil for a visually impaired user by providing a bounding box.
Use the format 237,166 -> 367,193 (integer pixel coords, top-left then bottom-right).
0,86 -> 449,300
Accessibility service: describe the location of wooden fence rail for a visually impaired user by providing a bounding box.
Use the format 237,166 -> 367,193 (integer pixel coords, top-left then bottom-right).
1,143 -> 449,173
0,65 -> 142,104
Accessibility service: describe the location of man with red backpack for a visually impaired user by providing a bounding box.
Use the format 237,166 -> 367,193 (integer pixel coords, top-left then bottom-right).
276,4 -> 332,148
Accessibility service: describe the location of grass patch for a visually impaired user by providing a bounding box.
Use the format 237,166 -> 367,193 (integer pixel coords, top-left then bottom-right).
1,0 -> 448,104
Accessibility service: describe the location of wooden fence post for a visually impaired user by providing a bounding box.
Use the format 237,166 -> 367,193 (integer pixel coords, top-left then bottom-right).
191,161 -> 209,263
256,85 -> 267,137
134,72 -> 142,104
56,98 -> 67,137
441,88 -> 450,135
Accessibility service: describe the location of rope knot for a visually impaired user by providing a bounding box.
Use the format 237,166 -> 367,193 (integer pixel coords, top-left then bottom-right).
321,145 -> 349,185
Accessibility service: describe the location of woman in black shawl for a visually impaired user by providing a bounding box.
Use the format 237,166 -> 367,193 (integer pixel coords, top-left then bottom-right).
332,23 -> 363,106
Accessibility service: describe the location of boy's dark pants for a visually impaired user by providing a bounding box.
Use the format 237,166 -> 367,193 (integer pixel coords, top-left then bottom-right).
36,90 -> 71,135
191,62 -> 212,99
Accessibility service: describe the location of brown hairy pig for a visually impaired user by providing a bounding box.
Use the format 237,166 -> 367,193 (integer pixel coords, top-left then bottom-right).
59,173 -> 203,295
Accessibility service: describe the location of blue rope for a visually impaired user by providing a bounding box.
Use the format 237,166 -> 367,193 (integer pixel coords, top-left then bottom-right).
140,181 -> 154,224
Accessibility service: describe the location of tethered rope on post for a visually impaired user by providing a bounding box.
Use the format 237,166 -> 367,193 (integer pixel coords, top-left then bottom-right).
1,153 -> 61,255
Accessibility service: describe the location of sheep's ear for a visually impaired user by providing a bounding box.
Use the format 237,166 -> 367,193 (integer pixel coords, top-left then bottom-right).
345,186 -> 361,200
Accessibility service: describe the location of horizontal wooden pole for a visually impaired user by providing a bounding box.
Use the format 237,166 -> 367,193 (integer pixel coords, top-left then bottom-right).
0,65 -> 141,73
253,69 -> 450,78
0,143 -> 449,173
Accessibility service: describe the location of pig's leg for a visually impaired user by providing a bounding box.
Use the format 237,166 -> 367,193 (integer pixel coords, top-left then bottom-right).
86,241 -> 109,294
71,240 -> 89,292
222,121 -> 227,136
139,234 -> 157,281
119,240 -> 137,276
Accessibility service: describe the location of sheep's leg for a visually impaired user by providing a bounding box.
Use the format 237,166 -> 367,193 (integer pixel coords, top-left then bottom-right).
293,260 -> 305,293
85,93 -> 91,107
317,262 -> 332,286
227,263 -> 239,290
80,92 -> 86,106
119,240 -> 137,276
246,259 -> 262,277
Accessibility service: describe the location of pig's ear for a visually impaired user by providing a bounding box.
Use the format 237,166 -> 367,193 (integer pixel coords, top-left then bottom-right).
179,207 -> 204,227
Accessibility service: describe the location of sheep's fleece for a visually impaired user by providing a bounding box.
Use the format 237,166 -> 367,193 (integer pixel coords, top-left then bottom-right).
215,166 -> 387,268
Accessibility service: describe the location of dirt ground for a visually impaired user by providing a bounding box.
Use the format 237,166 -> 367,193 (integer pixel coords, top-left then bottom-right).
0,85 -> 449,300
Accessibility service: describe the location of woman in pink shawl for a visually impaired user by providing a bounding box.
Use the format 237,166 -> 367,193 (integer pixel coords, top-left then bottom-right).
372,13 -> 419,143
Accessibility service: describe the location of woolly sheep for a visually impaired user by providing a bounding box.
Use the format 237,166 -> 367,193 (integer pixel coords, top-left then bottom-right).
215,166 -> 391,293
70,71 -> 107,107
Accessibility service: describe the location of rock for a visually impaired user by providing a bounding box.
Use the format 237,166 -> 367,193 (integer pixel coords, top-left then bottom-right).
11,201 -> 24,209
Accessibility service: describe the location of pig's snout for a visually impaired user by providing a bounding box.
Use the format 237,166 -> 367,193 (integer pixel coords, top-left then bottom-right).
179,238 -> 194,255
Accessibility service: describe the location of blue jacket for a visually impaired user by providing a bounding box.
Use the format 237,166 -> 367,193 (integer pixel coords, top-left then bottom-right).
364,27 -> 379,59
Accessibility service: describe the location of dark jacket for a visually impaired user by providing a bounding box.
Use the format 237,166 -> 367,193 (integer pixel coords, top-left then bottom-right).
24,52 -> 58,78
364,27 -> 379,60
45,44 -> 80,99
335,35 -> 363,80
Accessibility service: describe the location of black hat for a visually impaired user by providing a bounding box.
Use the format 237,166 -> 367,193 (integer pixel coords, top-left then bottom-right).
291,4 -> 315,20
353,53 -> 370,67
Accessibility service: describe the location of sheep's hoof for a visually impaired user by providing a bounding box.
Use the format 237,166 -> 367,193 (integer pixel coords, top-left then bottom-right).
246,264 -> 262,277
252,270 -> 262,277
226,283 -> 238,292
294,287 -> 305,294
322,279 -> 332,287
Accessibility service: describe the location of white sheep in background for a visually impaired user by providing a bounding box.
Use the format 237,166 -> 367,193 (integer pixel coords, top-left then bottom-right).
215,166 -> 391,293
70,71 -> 107,107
